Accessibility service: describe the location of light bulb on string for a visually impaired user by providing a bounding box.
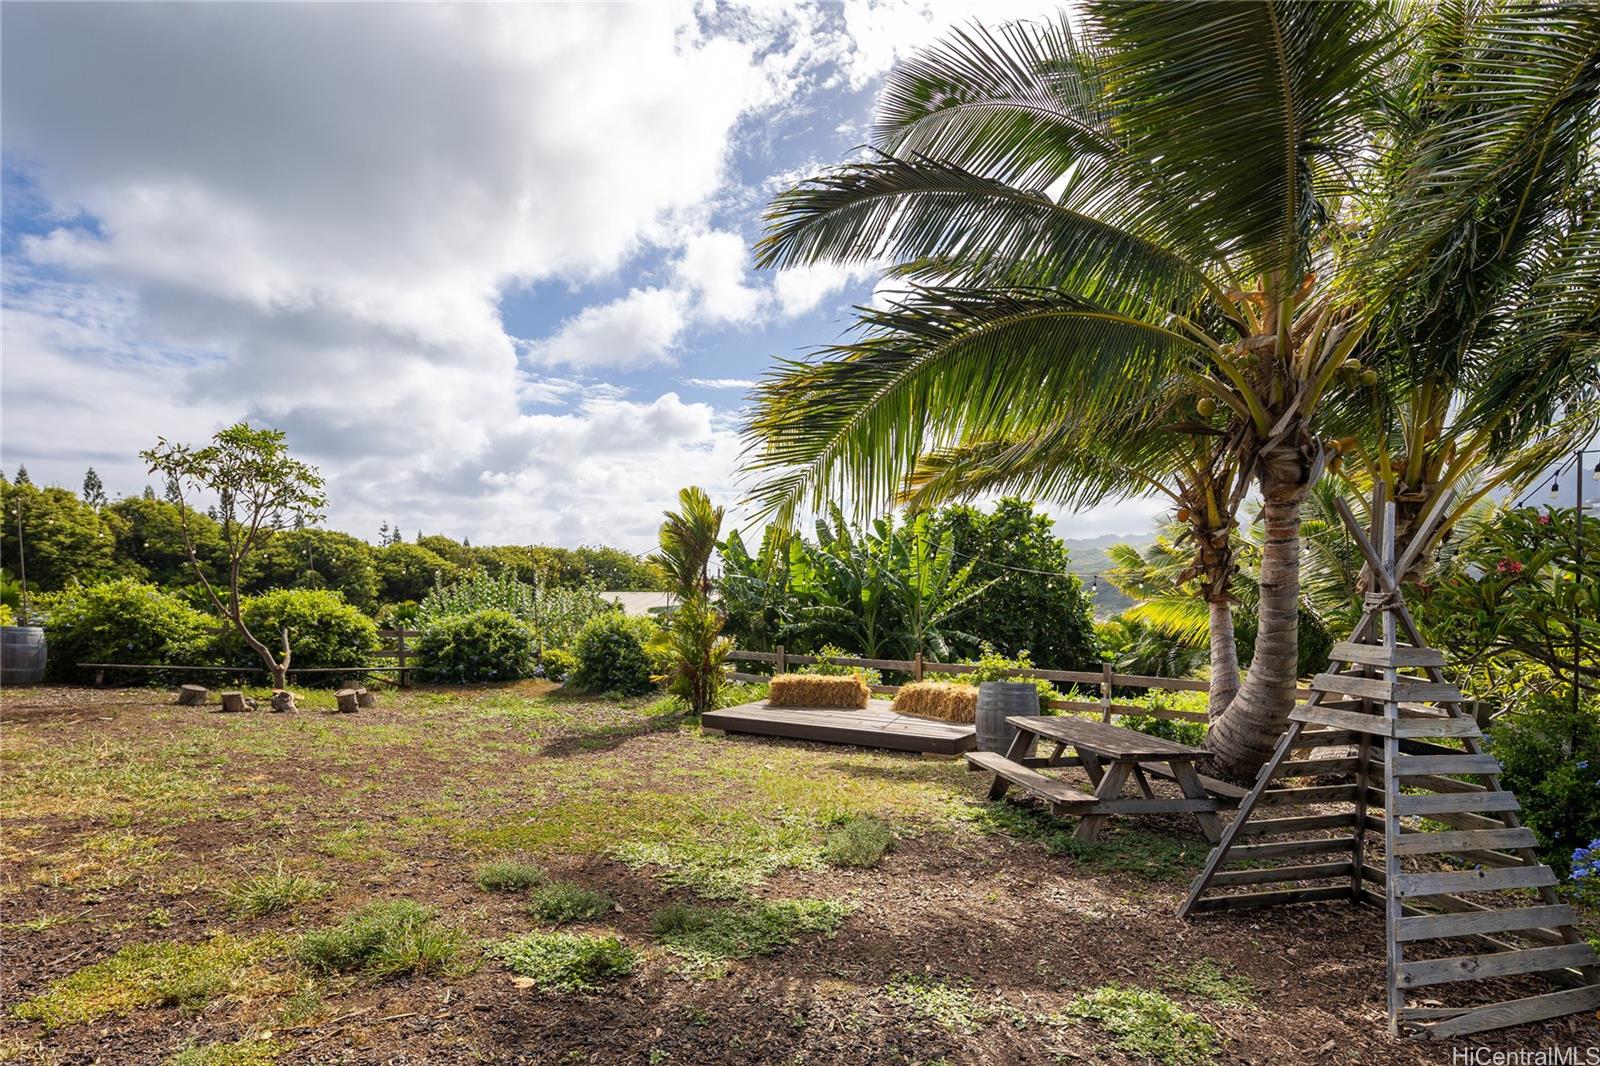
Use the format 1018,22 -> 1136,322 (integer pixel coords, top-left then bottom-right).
1550,479 -> 1561,498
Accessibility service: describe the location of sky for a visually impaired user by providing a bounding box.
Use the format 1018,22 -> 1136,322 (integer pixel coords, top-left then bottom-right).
0,0 -> 1169,552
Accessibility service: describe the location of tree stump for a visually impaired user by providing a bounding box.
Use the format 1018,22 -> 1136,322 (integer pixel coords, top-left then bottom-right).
335,688 -> 360,714
269,690 -> 297,713
175,684 -> 208,706
356,687 -> 377,709
218,691 -> 249,713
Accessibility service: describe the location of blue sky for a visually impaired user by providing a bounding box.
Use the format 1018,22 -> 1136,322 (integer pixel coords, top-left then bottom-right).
1,1 -> 1169,551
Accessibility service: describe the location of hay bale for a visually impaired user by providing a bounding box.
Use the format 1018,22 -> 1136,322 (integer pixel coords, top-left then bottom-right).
767,673 -> 870,709
892,681 -> 979,723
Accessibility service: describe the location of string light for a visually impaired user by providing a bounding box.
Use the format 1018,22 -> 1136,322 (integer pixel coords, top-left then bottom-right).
1550,479 -> 1561,498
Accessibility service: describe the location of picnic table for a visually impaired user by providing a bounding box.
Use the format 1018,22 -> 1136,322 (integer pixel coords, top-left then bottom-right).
967,715 -> 1224,843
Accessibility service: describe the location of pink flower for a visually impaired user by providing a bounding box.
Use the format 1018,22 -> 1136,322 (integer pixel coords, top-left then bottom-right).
1538,513 -> 1553,526
1496,558 -> 1524,574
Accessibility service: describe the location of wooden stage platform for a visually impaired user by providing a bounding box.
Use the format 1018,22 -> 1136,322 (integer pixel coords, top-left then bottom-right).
701,699 -> 976,756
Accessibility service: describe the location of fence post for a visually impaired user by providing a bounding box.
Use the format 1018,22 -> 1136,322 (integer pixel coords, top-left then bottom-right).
1100,662 -> 1114,722
913,652 -> 924,682
397,629 -> 410,688
775,644 -> 786,676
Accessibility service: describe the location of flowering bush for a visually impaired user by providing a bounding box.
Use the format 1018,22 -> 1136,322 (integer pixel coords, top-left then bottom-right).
1570,840 -> 1600,907
1486,691 -> 1600,875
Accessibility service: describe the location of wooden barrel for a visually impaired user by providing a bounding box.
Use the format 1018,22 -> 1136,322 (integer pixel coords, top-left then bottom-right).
0,626 -> 47,685
976,681 -> 1039,753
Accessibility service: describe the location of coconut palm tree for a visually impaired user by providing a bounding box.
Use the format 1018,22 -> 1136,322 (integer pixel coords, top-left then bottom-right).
743,2 -> 1600,778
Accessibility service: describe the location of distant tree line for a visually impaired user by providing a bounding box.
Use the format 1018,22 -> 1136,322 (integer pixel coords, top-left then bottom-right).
0,470 -> 668,618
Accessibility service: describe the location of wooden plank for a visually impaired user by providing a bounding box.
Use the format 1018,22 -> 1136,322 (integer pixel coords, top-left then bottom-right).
1090,797 -> 1218,815
1399,943 -> 1597,989
1231,813 -> 1360,838
1329,642 -> 1446,668
1290,705 -> 1391,735
1394,866 -> 1558,899
1187,885 -> 1352,912
964,752 -> 1098,809
1139,763 -> 1249,800
1288,729 -> 1358,750
1395,904 -> 1579,943
1275,757 -> 1362,777
1393,792 -> 1519,817
1391,827 -> 1539,856
1255,784 -> 1361,807
1013,715 -> 1202,759
700,702 -> 975,755
1209,861 -> 1353,887
1391,754 -> 1502,776
1311,673 -> 1463,704
1223,837 -> 1355,861
726,650 -> 780,663
1414,984 -> 1600,1040
1392,718 -> 1482,739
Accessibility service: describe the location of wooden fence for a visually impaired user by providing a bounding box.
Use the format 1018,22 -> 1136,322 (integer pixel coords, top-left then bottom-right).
81,628 -> 423,687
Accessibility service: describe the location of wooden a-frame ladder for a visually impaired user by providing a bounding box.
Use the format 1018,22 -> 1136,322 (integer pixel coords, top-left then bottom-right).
1180,489 -> 1600,1040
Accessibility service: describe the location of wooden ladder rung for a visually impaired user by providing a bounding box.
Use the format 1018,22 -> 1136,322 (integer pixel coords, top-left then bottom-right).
1391,754 -> 1501,776
1223,837 -> 1355,862
1231,813 -> 1359,838
1391,827 -> 1538,856
1330,641 -> 1446,668
1209,861 -> 1353,888
1409,984 -> 1600,1041
1394,866 -> 1558,899
1397,943 -> 1597,989
1186,885 -> 1351,913
1395,904 -> 1579,943
1257,784 -> 1360,807
1393,792 -> 1519,817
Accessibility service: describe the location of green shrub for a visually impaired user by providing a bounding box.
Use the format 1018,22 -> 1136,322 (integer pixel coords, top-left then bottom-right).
823,817 -> 895,868
297,900 -> 465,977
1067,985 -> 1216,1065
569,612 -> 660,696
43,579 -> 215,682
528,882 -> 613,924
1115,692 -> 1209,747
797,644 -> 882,686
224,863 -> 332,917
951,644 -> 1061,712
416,569 -> 609,649
539,646 -> 578,683
486,931 -> 636,991
417,608 -> 538,683
474,858 -> 547,893
1487,691 -> 1600,875
230,589 -> 379,681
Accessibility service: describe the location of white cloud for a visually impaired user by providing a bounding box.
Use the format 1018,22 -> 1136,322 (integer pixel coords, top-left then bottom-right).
0,0 -> 1069,549
774,261 -> 882,317
682,377 -> 758,390
524,288 -> 688,369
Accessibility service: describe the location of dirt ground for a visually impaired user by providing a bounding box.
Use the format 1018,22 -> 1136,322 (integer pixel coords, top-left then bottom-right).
1,684 -> 1595,1065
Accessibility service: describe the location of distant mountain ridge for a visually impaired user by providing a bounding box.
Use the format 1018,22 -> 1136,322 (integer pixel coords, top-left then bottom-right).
1061,531 -> 1154,617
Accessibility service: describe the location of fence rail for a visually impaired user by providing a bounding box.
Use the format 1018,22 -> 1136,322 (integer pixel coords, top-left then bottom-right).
81,627 -> 424,688
726,647 -> 1319,725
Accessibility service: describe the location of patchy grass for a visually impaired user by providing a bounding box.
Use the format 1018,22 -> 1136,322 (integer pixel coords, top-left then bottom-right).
168,1038 -> 286,1065
297,900 -> 467,977
822,816 -> 895,868
971,802 -> 1208,882
474,857 -> 548,893
529,881 -> 613,924
650,898 -> 852,964
486,931 -> 637,992
1160,958 -> 1256,1008
11,935 -> 273,1029
1067,985 -> 1217,1066
884,974 -> 989,1033
224,863 -> 333,917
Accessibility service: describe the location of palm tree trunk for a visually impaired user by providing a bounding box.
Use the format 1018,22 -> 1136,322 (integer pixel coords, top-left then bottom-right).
1207,594 -> 1239,721
1205,493 -> 1302,780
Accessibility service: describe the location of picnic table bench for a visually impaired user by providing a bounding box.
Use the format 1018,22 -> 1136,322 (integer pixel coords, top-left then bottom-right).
966,715 -> 1225,843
